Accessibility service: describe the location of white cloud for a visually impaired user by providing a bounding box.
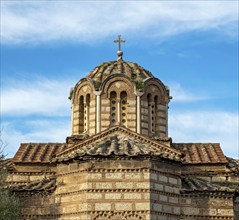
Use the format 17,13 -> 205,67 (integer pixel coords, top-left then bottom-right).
1,77 -> 238,159
1,77 -> 74,116
169,82 -> 209,102
1,1 -> 238,44
1,119 -> 71,157
169,111 -> 239,159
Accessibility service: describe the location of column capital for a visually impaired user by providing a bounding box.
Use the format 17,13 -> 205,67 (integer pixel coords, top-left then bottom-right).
94,91 -> 102,96
134,91 -> 144,96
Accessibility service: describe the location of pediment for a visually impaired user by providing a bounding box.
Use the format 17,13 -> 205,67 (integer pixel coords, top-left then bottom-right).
54,126 -> 182,162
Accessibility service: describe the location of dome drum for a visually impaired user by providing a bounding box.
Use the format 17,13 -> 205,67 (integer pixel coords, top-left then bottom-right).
70,60 -> 170,138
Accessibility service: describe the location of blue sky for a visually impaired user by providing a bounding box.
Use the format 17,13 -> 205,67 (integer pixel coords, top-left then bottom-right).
1,1 -> 238,158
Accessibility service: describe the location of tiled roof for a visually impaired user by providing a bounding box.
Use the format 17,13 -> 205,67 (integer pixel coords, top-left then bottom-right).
53,134 -> 182,163
55,126 -> 183,163
10,177 -> 56,193
173,143 -> 228,164
181,176 -> 237,193
227,157 -> 239,174
0,158 -> 15,171
12,143 -> 66,163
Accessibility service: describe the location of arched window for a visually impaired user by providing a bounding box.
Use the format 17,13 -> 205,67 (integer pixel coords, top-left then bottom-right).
153,96 -> 158,134
110,91 -> 117,126
120,91 -> 127,127
84,94 -> 90,132
147,93 -> 152,134
79,96 -> 84,133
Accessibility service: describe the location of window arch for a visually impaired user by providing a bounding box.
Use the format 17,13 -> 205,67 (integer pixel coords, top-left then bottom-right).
79,95 -> 84,133
153,95 -> 158,134
120,91 -> 127,127
110,91 -> 117,125
147,93 -> 152,135
84,94 -> 90,132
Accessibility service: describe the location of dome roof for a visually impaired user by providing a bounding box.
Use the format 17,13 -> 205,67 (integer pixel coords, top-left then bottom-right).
87,59 -> 153,82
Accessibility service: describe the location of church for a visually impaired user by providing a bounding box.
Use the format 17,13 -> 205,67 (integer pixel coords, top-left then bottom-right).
5,36 -> 239,220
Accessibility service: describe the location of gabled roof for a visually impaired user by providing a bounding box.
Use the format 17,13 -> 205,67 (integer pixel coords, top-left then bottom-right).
54,126 -> 182,162
173,143 -> 228,164
12,143 -> 67,163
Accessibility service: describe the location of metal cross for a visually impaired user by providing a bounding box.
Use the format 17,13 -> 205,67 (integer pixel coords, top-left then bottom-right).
114,34 -> 126,51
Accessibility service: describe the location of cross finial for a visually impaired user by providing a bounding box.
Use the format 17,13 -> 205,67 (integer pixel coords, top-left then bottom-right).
114,34 -> 126,60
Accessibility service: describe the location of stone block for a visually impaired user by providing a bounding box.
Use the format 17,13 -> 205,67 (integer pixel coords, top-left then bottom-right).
159,175 -> 168,182
86,193 -> 102,200
125,173 -> 141,179
159,195 -> 167,202
115,203 -> 132,211
152,203 -> 162,212
164,186 -> 174,193
150,173 -> 158,180
123,193 -> 141,200
87,173 -> 102,180
115,182 -> 133,189
95,203 -> 111,211
180,198 -> 191,204
173,206 -> 180,214
95,182 -> 112,189
150,193 -> 158,200
135,203 -> 150,211
169,177 -> 178,185
143,193 -> 150,200
105,193 -> 122,200
182,207 -> 199,215
12,175 -> 29,182
163,204 -> 172,213
136,182 -> 150,189
105,172 -> 123,179
154,183 -> 163,191
169,196 -> 179,204
67,204 -> 77,213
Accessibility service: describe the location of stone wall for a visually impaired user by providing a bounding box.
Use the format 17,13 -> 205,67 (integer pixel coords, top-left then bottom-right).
7,164 -> 56,184
18,193 -> 59,219
55,158 -> 181,220
180,194 -> 234,220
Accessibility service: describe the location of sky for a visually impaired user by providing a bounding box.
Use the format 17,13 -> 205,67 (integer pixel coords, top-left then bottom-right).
0,1 -> 238,158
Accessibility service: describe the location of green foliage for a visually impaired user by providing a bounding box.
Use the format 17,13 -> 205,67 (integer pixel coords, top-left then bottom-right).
94,80 -> 101,91
135,79 -> 144,91
0,190 -> 20,220
0,140 -> 20,220
68,87 -> 74,100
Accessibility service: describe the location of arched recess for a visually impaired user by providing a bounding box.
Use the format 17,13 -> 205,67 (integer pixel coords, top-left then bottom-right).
101,75 -> 134,99
110,91 -> 117,126
79,95 -> 84,133
100,75 -> 136,131
141,78 -> 169,137
71,79 -> 95,135
84,94 -> 90,132
147,93 -> 152,135
120,91 -> 127,127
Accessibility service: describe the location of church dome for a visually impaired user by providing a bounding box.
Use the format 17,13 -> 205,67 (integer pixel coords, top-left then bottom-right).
87,59 -> 153,82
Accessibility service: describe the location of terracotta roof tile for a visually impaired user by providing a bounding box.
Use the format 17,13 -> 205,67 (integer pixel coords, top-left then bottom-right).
12,143 -> 66,163
181,176 -> 237,192
10,177 -> 56,193
173,143 -> 228,164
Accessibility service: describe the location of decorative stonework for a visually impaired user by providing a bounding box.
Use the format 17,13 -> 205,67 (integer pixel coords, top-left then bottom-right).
7,40 -> 238,220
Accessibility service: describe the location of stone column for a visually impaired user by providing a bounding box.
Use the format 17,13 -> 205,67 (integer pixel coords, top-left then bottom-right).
84,101 -> 88,132
135,91 -> 144,134
117,99 -> 121,125
94,91 -> 102,133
